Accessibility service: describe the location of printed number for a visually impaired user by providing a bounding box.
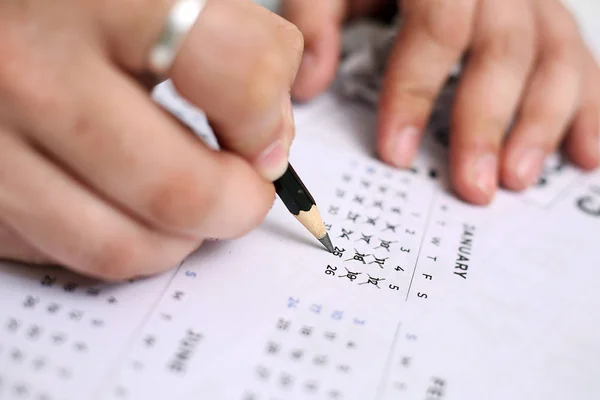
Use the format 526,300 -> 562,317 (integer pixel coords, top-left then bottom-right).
577,192 -> 600,217
23,296 -> 39,308
185,271 -> 197,278
389,284 -> 400,291
332,247 -> 345,258
40,275 -> 56,287
537,160 -> 567,187
27,325 -> 41,339
400,247 -> 411,253
325,265 -> 337,276
6,318 -> 19,332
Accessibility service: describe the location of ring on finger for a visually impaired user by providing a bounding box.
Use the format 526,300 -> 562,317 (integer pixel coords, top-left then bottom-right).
147,0 -> 207,77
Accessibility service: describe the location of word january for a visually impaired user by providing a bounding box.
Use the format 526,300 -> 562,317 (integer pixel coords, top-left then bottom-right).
454,224 -> 476,279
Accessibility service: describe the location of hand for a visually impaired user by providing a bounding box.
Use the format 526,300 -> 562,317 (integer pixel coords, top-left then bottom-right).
283,0 -> 600,204
0,0 -> 303,280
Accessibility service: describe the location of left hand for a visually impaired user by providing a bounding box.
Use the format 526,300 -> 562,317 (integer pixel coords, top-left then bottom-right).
282,0 -> 600,205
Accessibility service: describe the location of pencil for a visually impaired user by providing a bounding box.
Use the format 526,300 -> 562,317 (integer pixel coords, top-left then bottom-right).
274,163 -> 334,253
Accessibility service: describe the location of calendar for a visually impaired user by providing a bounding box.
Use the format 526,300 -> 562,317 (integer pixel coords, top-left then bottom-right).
1,82 -> 600,400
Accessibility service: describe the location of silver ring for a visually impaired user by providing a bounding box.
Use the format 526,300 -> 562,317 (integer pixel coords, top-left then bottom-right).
148,0 -> 207,76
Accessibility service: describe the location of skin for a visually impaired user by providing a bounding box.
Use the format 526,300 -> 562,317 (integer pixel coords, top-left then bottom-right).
1,0 -> 598,281
0,0 -> 303,280
282,0 -> 600,205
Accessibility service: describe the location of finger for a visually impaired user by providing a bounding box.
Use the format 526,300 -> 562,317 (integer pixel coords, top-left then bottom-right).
0,132 -> 203,281
377,0 -> 476,169
500,0 -> 586,190
13,49 -> 275,241
281,0 -> 346,101
449,0 -> 536,204
564,50 -> 600,170
0,221 -> 52,265
170,0 -> 304,180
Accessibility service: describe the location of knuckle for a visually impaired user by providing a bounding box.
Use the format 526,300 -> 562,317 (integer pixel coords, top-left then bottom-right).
414,0 -> 474,52
479,28 -> 535,68
147,171 -> 215,232
460,137 -> 501,157
454,117 -> 505,153
86,235 -> 146,281
396,84 -> 439,107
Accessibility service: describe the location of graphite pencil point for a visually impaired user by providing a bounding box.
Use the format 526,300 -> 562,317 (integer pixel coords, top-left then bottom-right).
319,233 -> 335,253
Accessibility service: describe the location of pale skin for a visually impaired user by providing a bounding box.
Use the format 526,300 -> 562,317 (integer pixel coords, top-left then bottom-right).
0,0 -> 302,279
0,0 -> 598,281
283,0 -> 600,204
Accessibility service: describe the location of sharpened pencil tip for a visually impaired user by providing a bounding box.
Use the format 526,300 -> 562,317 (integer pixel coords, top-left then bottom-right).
319,233 -> 335,253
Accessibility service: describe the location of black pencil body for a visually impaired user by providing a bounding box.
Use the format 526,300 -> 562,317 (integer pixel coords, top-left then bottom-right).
274,164 -> 315,215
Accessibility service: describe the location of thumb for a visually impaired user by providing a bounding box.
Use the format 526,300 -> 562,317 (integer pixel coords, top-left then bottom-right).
281,0 -> 347,101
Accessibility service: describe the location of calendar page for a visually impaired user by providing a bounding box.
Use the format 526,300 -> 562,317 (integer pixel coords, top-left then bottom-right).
1,82 -> 599,400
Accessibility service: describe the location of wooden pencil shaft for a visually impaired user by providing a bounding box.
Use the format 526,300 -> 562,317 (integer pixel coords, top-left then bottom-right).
295,206 -> 327,239
273,164 -> 315,215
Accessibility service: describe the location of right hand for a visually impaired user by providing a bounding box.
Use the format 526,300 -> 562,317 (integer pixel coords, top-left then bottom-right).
0,0 -> 303,280
284,0 -> 600,205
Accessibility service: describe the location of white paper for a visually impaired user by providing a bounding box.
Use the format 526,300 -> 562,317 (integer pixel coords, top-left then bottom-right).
1,79 -> 599,400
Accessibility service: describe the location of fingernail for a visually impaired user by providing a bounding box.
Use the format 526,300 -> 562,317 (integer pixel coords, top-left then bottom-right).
391,126 -> 420,167
256,139 -> 289,181
516,148 -> 545,187
472,153 -> 497,197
